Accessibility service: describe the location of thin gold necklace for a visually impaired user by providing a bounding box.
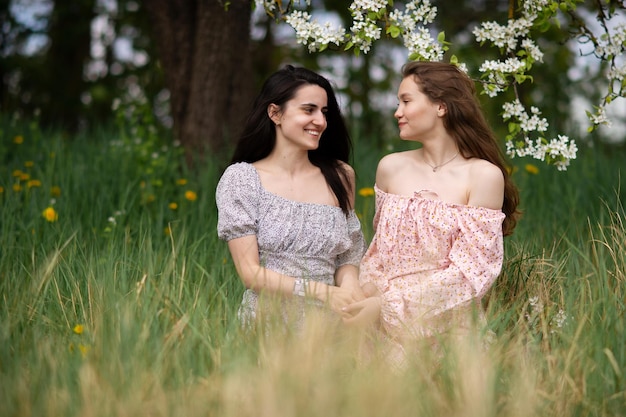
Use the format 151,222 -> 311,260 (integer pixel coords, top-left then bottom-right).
424,152 -> 459,172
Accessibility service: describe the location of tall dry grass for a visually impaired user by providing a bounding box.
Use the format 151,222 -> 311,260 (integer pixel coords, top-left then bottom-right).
1,116 -> 624,416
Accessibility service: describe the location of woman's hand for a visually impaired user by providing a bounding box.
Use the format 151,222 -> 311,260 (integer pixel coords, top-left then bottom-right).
361,282 -> 381,298
327,285 -> 361,313
339,277 -> 366,302
335,265 -> 365,302
309,282 -> 360,313
341,296 -> 382,328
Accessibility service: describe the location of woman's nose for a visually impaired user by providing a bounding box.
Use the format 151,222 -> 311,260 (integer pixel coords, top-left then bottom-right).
313,111 -> 326,125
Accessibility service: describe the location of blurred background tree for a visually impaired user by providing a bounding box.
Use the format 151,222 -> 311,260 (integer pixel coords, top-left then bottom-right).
1,0 -> 623,159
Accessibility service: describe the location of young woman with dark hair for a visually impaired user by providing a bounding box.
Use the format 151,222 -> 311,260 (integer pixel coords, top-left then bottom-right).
343,61 -> 521,360
216,65 -> 366,327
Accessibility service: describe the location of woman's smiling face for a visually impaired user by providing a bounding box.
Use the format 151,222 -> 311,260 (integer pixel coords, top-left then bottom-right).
271,84 -> 328,151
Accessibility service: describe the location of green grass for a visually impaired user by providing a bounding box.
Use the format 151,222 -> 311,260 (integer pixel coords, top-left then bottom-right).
1,116 -> 625,417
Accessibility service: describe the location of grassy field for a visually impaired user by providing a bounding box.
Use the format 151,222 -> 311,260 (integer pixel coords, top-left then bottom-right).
1,114 -> 625,417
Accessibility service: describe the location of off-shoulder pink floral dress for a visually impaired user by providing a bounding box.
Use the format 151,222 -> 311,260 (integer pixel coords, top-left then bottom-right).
359,186 -> 505,341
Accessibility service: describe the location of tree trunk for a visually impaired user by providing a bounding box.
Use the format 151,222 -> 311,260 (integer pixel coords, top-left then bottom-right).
144,0 -> 254,160
42,0 -> 95,131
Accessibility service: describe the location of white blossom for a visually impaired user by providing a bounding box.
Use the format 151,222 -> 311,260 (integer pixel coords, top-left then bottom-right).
255,0 -> 276,13
523,0 -> 550,15
270,0 -> 618,170
403,28 -> 444,61
480,58 -> 526,74
550,309 -> 568,333
473,17 -> 534,53
607,63 -> 626,81
521,38 -> 544,62
285,11 -> 346,52
386,1 -> 442,60
506,134 -> 577,171
589,106 -> 612,127
350,20 -> 382,53
502,101 -> 577,168
529,296 -> 543,313
594,24 -> 626,59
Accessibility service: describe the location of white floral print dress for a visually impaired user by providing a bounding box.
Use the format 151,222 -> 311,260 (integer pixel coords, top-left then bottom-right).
216,162 -> 366,326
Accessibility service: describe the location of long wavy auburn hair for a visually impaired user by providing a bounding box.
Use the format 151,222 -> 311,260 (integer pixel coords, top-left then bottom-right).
402,61 -> 521,235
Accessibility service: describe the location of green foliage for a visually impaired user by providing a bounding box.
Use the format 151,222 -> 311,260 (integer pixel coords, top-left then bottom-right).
1,0 -> 163,133
1,116 -> 625,416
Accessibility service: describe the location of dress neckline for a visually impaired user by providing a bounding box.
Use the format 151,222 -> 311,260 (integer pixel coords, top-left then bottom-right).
373,184 -> 503,213
242,162 -> 343,210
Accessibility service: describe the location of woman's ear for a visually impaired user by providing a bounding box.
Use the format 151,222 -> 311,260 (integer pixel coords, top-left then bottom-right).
268,104 -> 282,125
437,103 -> 447,117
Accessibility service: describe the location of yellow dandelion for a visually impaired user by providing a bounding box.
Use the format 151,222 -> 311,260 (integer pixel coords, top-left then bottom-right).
168,202 -> 178,210
24,161 -> 35,168
176,178 -> 188,186
73,324 -> 84,335
506,165 -> 519,175
42,206 -> 58,222
0,186 -> 4,194
12,169 -> 23,177
13,135 -> 24,144
50,186 -> 61,197
164,226 -> 172,236
13,183 -> 22,192
525,164 -> 539,175
27,179 -> 42,188
184,190 -> 197,201
358,187 -> 375,197
78,344 -> 90,357
19,173 -> 30,181
146,194 -> 156,203
69,343 -> 90,357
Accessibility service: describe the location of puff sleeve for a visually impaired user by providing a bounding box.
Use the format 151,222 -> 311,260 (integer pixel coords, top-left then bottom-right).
216,163 -> 260,241
446,208 -> 505,299
336,211 -> 367,267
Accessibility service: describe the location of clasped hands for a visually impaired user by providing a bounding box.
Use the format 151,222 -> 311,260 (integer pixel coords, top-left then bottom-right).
329,282 -> 382,328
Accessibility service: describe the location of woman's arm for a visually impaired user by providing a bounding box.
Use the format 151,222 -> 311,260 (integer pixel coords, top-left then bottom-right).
228,235 -> 360,312
468,160 -> 504,209
335,264 -> 365,301
227,235 -> 293,295
335,160 -> 366,301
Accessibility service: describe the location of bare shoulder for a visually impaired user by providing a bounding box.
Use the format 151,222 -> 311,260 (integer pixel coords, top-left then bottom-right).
376,151 -> 413,177
375,151 -> 411,191
467,159 -> 504,210
471,159 -> 504,183
378,151 -> 413,166
337,160 -> 355,177
336,161 -> 357,207
337,160 -> 356,187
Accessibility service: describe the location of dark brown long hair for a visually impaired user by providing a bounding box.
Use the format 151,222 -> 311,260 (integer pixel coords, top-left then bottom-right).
401,61 -> 520,235
230,65 -> 353,214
